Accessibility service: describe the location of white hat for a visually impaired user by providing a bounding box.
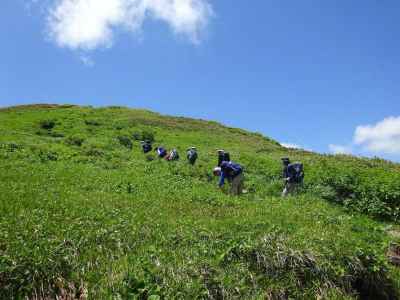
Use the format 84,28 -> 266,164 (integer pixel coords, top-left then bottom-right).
213,167 -> 221,175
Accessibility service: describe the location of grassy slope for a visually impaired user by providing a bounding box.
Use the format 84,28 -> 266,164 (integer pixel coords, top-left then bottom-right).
1,104 -> 400,299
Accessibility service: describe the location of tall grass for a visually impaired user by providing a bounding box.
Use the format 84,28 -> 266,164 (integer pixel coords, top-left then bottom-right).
0,104 -> 399,299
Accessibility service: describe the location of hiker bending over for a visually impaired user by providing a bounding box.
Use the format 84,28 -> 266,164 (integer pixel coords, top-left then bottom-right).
166,149 -> 179,161
281,157 -> 304,197
213,161 -> 244,195
187,147 -> 198,165
217,149 -> 231,167
155,146 -> 167,158
141,140 -> 152,154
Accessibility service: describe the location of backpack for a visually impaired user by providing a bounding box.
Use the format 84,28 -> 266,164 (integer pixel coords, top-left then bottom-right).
218,151 -> 231,166
157,147 -> 167,158
187,149 -> 198,164
288,162 -> 304,183
142,143 -> 152,153
222,161 -> 242,177
230,162 -> 242,176
167,149 -> 179,161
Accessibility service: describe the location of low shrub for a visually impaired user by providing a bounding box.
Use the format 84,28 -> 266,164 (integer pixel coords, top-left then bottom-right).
65,135 -> 85,147
86,147 -> 104,157
132,132 -> 141,141
84,119 -> 101,126
117,136 -> 133,149
142,130 -> 155,142
39,119 -> 56,130
220,234 -> 398,299
131,130 -> 155,142
48,131 -> 64,138
39,150 -> 58,162
0,142 -> 23,152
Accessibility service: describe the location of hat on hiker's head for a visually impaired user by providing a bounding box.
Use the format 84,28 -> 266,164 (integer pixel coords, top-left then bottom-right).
213,167 -> 221,176
187,147 -> 196,150
217,149 -> 225,153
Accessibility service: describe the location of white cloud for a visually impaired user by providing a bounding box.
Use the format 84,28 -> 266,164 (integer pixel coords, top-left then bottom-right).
46,0 -> 213,51
329,144 -> 352,155
281,143 -> 301,149
354,116 -> 400,154
281,143 -> 312,151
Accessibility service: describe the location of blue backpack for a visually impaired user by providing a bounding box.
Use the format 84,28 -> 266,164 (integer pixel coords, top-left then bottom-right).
223,161 -> 243,177
157,147 -> 167,158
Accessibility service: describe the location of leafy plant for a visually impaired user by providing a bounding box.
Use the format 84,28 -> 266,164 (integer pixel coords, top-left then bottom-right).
117,135 -> 133,149
39,119 -> 56,130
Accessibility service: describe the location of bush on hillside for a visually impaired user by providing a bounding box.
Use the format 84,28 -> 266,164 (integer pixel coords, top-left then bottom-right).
85,147 -> 104,157
0,142 -> 23,152
65,135 -> 85,147
302,160 -> 400,221
39,150 -> 58,162
84,119 -> 101,126
117,136 -> 133,149
39,119 -> 56,130
219,234 -> 398,299
141,130 -> 155,142
131,130 -> 155,143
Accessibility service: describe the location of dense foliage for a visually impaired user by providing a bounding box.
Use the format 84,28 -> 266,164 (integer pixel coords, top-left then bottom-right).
1,104 -> 400,299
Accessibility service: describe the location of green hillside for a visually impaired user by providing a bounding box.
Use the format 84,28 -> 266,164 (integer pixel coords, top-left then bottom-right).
1,104 -> 400,299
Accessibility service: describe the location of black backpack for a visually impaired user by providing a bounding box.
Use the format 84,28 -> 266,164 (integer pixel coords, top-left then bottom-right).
288,162 -> 304,183
218,152 -> 231,166
187,149 -> 198,165
142,142 -> 152,153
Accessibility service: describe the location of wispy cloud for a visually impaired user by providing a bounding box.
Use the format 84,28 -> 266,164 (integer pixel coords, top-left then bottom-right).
45,0 -> 213,51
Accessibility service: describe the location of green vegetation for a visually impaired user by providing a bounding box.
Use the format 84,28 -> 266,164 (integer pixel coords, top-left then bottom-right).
1,104 -> 400,299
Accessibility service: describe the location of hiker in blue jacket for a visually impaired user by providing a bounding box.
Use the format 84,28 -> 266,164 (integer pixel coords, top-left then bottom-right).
141,140 -> 152,153
213,161 -> 244,195
155,146 -> 167,158
281,157 -> 304,197
187,147 -> 198,165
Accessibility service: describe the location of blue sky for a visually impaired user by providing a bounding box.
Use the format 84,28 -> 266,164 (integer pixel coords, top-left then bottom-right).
2,0 -> 400,161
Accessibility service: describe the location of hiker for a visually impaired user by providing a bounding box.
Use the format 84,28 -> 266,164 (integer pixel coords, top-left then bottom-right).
187,147 -> 198,165
281,157 -> 304,197
155,146 -> 167,158
213,161 -> 244,195
166,148 -> 179,161
217,149 -> 231,167
141,140 -> 152,154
